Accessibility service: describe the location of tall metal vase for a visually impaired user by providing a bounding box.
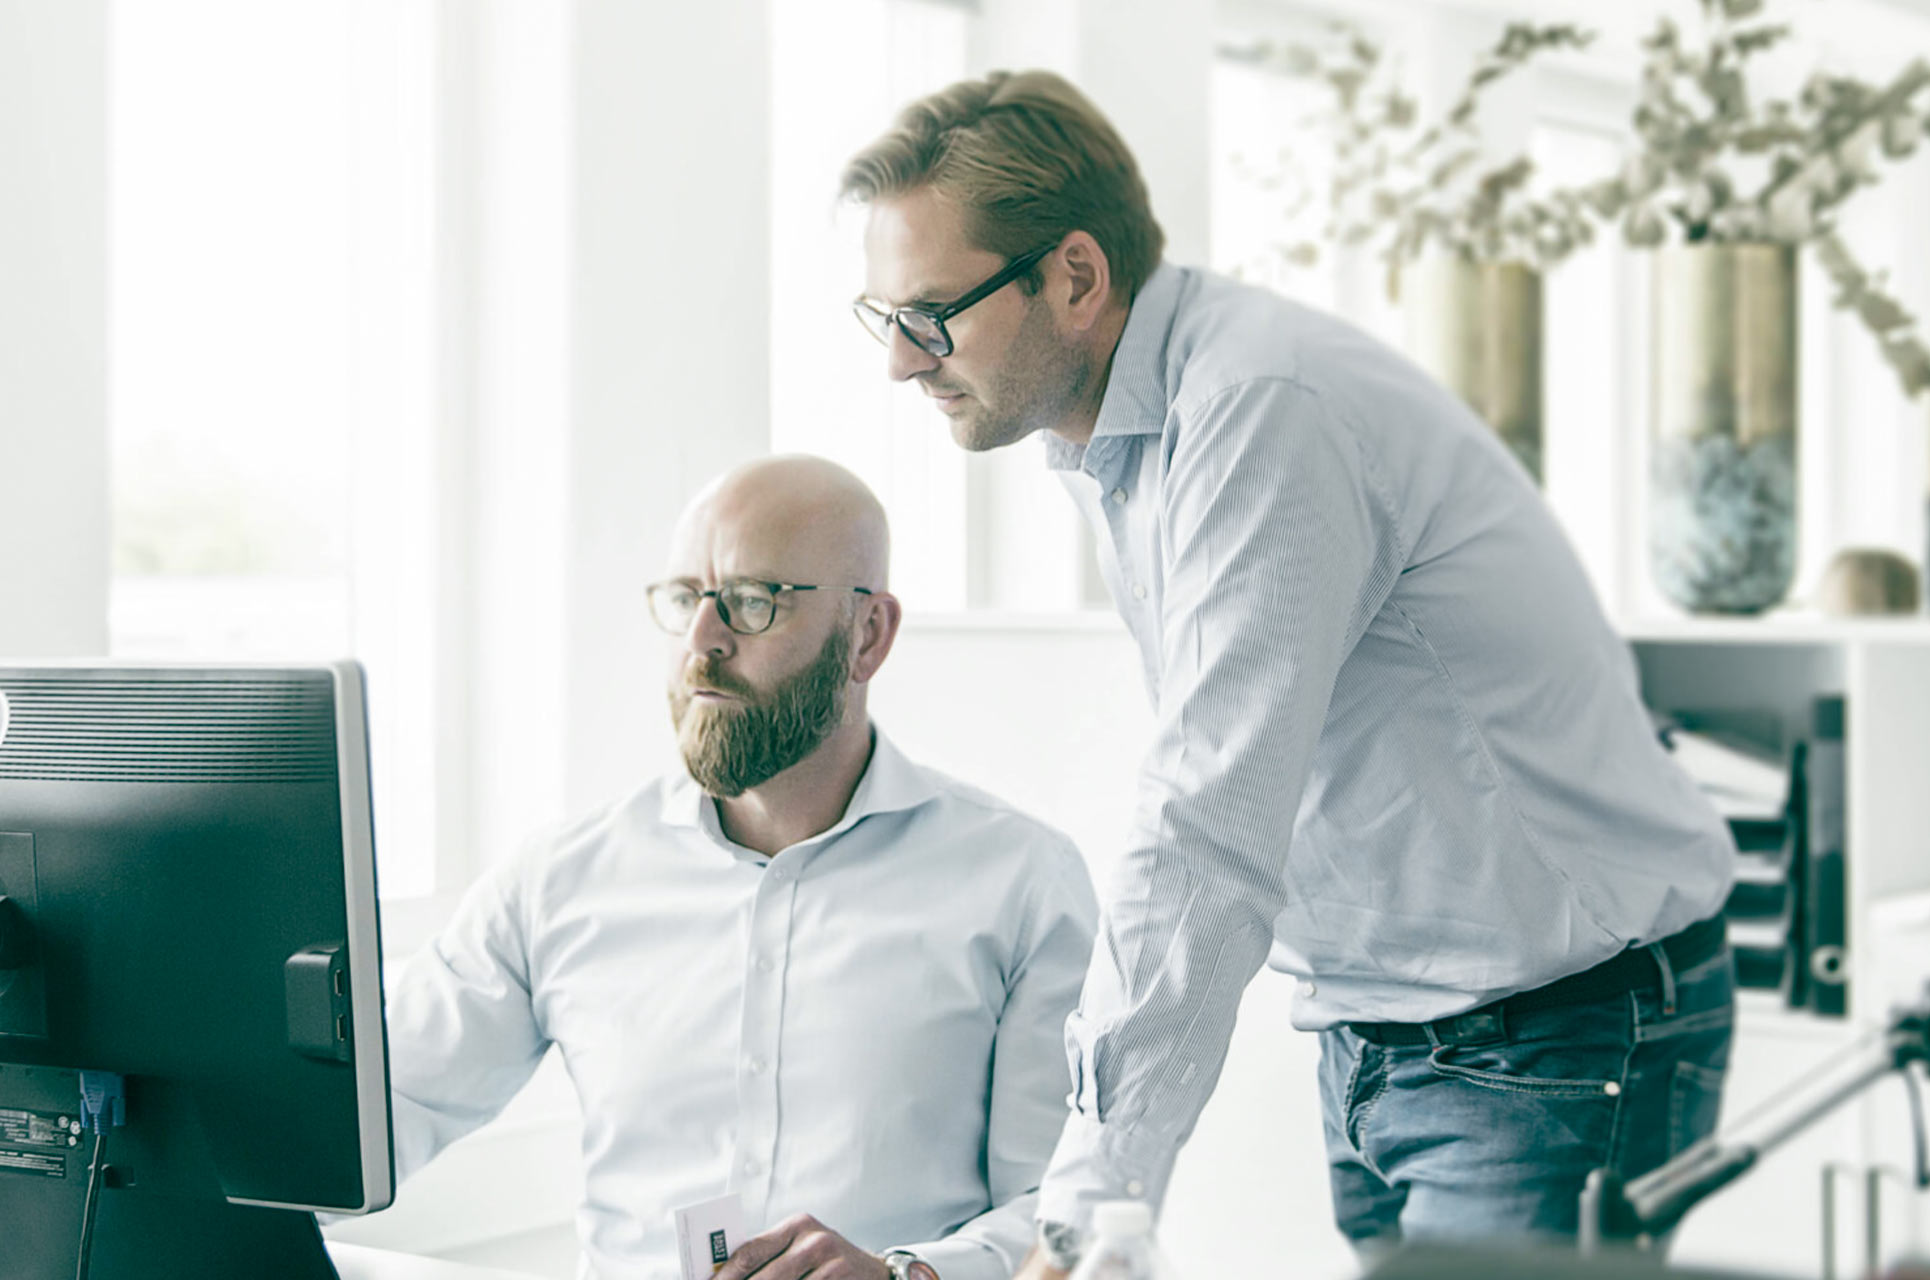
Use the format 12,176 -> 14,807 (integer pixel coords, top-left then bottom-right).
1404,255 -> 1544,483
1650,244 -> 1799,614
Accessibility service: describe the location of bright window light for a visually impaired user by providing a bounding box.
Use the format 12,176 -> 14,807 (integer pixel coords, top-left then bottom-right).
109,0 -> 440,898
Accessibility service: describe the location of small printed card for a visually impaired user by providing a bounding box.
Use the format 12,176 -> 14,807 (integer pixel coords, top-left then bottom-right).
673,1192 -> 746,1280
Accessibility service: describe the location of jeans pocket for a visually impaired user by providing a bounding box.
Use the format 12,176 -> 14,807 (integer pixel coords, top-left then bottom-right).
1667,1060 -> 1726,1154
1426,1043 -> 1622,1098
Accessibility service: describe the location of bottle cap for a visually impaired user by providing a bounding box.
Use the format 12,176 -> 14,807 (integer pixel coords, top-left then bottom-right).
1092,1200 -> 1153,1239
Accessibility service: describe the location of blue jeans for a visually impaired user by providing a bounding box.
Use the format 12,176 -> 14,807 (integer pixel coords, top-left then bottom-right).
1317,945 -> 1735,1245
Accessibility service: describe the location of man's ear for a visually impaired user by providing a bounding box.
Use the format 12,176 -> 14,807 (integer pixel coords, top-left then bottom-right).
1055,230 -> 1113,334
849,592 -> 904,685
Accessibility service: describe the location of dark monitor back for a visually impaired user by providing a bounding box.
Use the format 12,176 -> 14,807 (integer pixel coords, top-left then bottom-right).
0,663 -> 391,1217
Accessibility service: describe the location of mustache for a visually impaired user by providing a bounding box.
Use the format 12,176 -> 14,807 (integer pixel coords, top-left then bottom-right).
917,376 -> 967,397
678,661 -> 757,700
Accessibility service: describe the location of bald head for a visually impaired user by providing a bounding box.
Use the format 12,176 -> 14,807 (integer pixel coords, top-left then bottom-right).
661,457 -> 903,814
672,455 -> 889,592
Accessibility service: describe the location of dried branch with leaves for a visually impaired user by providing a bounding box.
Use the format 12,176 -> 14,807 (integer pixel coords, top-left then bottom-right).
1585,0 -> 1930,398
1231,0 -> 1930,398
1224,20 -> 1595,296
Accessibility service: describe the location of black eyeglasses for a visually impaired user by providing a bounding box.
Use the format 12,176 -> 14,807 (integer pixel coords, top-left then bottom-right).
646,579 -> 873,637
852,242 -> 1058,358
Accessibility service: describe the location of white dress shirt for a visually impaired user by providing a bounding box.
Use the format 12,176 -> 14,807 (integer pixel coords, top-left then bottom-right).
1034,264 -> 1736,1227
385,728 -> 1097,1280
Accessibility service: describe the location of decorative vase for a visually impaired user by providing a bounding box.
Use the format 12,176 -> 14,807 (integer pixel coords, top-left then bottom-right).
1404,255 -> 1543,483
1649,243 -> 1799,614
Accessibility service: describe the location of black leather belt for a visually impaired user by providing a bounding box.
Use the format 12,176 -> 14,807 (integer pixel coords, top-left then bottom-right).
1345,915 -> 1728,1048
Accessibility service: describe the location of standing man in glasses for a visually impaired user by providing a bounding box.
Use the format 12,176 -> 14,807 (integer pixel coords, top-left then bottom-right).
842,71 -> 1738,1269
378,455 -> 1097,1280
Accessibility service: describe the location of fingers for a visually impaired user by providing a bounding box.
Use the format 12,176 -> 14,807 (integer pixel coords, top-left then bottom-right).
716,1213 -> 884,1280
714,1215 -> 807,1280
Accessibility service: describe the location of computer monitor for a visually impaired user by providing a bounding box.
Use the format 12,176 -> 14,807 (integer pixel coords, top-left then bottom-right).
0,660 -> 392,1279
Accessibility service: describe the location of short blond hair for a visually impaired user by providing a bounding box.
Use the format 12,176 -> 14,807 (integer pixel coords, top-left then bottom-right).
840,70 -> 1165,300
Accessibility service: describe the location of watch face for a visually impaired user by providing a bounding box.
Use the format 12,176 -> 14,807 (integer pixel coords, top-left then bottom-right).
907,1262 -> 939,1280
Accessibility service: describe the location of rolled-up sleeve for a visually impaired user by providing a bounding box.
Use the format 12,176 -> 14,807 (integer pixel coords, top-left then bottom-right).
1039,378 -> 1399,1228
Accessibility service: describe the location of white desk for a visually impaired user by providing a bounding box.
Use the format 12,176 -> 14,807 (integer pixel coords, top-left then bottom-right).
329,1241 -> 550,1280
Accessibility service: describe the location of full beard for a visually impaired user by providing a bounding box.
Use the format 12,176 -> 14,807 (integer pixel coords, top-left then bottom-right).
671,624 -> 853,798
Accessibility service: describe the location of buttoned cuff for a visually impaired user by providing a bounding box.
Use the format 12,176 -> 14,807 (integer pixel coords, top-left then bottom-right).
1035,1109 -> 1180,1232
892,1235 -> 1005,1280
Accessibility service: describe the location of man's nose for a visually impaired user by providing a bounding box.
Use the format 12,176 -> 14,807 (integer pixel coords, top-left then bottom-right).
683,594 -> 736,659
885,325 -> 940,383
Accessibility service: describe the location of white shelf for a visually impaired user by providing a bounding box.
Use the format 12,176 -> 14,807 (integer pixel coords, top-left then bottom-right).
1619,613 -> 1930,645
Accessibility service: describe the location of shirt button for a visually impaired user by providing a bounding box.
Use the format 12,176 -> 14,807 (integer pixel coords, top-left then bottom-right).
1603,1081 -> 1622,1097
746,1056 -> 768,1075
743,1157 -> 763,1175
768,867 -> 789,883
1131,583 -> 1148,601
755,954 -> 776,974
1110,487 -> 1128,506
1300,981 -> 1318,997
1126,1180 -> 1144,1197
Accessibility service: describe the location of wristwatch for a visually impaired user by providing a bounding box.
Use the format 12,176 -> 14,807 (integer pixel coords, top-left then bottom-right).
882,1249 -> 940,1280
1037,1220 -> 1083,1272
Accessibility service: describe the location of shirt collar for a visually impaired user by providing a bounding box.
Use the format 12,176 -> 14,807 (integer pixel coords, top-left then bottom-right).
657,722 -> 944,854
1044,261 -> 1182,473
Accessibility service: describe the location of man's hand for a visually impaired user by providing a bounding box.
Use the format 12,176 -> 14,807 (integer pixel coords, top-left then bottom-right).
713,1213 -> 891,1280
1012,1243 -> 1071,1280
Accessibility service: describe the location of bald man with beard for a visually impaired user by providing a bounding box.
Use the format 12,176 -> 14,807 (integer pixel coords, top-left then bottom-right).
381,457 -> 1098,1280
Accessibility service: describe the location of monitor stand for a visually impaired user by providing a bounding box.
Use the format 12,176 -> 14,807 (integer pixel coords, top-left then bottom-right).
1,1177 -> 339,1280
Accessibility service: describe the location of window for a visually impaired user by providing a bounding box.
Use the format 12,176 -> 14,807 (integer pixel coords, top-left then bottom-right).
1211,50 -> 1338,310
110,0 -> 443,897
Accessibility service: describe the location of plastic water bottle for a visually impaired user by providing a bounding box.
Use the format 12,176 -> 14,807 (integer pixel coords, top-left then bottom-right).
1067,1201 -> 1179,1280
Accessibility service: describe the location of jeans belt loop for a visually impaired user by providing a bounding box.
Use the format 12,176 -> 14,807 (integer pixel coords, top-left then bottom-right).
1648,940 -> 1678,1016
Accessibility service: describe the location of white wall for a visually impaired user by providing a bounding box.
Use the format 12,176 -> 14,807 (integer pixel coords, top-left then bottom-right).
0,0 -> 108,657
563,0 -> 774,816
463,0 -> 775,882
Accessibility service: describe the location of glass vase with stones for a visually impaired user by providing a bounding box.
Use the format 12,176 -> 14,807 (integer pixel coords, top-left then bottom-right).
1404,254 -> 1544,484
1649,243 -> 1799,615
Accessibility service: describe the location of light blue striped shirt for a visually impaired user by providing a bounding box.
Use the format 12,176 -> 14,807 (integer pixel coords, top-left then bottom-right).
1035,264 -> 1735,1226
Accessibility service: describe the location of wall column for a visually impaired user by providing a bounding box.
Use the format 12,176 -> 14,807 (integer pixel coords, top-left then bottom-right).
0,0 -> 108,657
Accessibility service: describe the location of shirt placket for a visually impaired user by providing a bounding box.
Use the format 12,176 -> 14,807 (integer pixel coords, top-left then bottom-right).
1089,439 -> 1163,699
731,849 -> 804,1225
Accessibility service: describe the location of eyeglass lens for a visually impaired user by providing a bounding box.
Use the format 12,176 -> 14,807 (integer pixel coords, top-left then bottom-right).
649,582 -> 780,636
